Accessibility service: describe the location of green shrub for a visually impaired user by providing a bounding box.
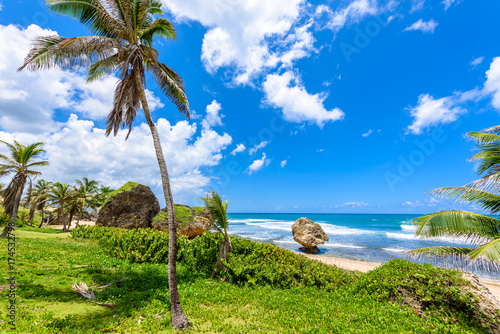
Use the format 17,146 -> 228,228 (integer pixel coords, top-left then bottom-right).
351,259 -> 477,311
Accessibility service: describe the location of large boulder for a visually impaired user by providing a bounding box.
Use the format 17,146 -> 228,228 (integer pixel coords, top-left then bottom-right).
152,204 -> 213,238
292,217 -> 329,254
96,182 -> 160,229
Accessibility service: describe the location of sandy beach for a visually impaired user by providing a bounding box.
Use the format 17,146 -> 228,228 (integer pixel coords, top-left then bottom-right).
296,251 -> 500,301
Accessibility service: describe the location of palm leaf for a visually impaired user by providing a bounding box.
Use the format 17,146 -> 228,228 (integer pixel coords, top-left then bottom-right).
428,186 -> 500,213
470,237 -> 500,262
201,191 -> 229,231
413,210 -> 500,243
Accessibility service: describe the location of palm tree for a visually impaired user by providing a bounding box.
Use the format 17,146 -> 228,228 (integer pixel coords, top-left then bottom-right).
408,126 -> 500,270
18,1 -> 191,328
75,177 -> 99,225
201,190 -> 232,277
27,179 -> 52,227
0,141 -> 48,237
48,182 -> 74,232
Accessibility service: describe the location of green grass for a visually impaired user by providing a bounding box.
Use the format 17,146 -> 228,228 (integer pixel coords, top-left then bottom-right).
0,230 -> 494,333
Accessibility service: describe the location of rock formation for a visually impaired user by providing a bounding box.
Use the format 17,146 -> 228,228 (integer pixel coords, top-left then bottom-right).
292,217 -> 329,254
96,182 -> 160,229
152,205 -> 213,238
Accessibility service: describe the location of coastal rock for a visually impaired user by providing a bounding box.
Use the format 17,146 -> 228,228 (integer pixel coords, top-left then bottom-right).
292,217 -> 329,254
96,182 -> 160,229
152,205 -> 213,238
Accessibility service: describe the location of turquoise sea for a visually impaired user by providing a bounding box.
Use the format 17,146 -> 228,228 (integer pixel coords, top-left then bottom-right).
227,213 -> 495,277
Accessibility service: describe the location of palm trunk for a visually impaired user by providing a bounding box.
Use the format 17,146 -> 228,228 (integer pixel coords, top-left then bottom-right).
211,234 -> 232,278
67,210 -> 74,232
134,70 -> 190,330
28,205 -> 36,227
0,186 -> 23,238
38,206 -> 44,228
59,206 -> 66,232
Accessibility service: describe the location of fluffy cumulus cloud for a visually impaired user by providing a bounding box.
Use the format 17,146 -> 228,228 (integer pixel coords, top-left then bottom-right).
408,58 -> 500,134
280,159 -> 287,168
407,94 -> 466,134
231,143 -> 246,155
263,71 -> 344,127
0,24 -> 162,134
202,100 -> 224,130
404,19 -> 438,33
484,57 -> 500,110
162,0 -> 314,85
0,111 -> 232,204
247,153 -> 271,175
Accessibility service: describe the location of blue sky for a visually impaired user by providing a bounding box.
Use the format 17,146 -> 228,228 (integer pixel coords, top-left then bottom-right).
0,0 -> 499,213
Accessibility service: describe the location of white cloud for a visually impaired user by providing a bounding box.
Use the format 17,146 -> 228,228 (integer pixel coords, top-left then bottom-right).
442,0 -> 460,11
0,113 -> 232,204
263,71 -> 344,127
280,159 -> 287,168
407,94 -> 466,135
362,129 -> 373,137
484,57 -> 500,110
249,141 -> 269,155
317,148 -> 324,152
231,143 -> 246,155
317,0 -> 379,34
162,0 -> 314,85
470,56 -> 484,68
0,24 -> 163,134
338,202 -> 368,207
0,2 -> 3,11
410,0 -> 425,13
202,100 -> 224,130
362,129 -> 381,137
404,19 -> 438,34
402,200 -> 424,207
247,153 -> 271,175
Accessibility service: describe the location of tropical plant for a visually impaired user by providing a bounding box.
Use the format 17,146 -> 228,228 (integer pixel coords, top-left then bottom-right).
75,177 -> 99,225
201,190 -> 232,277
27,179 -> 52,227
18,0 -> 191,328
90,185 -> 114,212
408,126 -> 500,270
48,182 -> 75,232
0,141 -> 48,237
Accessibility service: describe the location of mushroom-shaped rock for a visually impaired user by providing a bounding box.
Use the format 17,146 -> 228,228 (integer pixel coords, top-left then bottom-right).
96,182 -> 160,229
292,217 -> 329,254
152,205 -> 213,238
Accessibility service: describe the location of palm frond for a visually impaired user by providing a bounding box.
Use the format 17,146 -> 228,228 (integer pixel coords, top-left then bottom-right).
413,210 -> 500,242
148,59 -> 189,119
464,172 -> 500,193
48,0 -> 127,39
18,35 -> 122,72
201,191 -> 229,231
470,237 -> 500,262
139,18 -> 176,46
467,131 -> 500,144
428,186 -> 500,213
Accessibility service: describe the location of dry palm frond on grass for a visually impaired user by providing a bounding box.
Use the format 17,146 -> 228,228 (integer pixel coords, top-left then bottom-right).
72,277 -> 128,308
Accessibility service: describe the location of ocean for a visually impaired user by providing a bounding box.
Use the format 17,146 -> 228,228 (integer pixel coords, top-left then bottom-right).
227,213 -> 496,277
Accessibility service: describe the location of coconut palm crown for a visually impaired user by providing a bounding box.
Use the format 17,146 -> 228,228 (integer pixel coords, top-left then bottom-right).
17,0 -> 191,328
0,141 -> 48,236
408,126 -> 500,270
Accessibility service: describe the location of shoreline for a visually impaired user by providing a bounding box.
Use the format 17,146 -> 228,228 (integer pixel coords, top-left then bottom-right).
296,251 -> 500,301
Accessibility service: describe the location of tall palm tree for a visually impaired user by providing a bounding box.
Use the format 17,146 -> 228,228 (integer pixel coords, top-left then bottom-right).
18,1 -> 191,328
27,179 -> 52,227
201,190 -> 232,277
408,126 -> 500,270
75,177 -> 99,225
0,141 -> 48,237
48,182 -> 74,232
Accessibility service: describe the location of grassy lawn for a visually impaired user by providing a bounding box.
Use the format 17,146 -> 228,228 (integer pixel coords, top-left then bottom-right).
0,230 -> 492,333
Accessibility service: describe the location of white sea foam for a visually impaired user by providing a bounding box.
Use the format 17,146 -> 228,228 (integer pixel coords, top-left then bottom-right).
323,243 -> 367,249
383,248 -> 407,253
401,225 -> 417,232
386,232 -> 416,240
